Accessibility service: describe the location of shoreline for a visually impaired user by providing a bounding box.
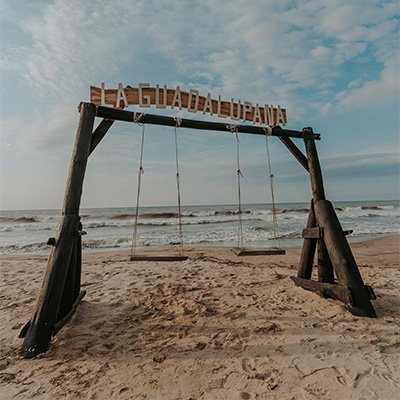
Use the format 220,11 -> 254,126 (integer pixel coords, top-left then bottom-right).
1,235 -> 399,399
1,232 -> 398,257
2,200 -> 398,256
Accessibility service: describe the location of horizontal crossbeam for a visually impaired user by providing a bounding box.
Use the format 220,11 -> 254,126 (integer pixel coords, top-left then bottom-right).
88,103 -> 320,140
302,227 -> 323,239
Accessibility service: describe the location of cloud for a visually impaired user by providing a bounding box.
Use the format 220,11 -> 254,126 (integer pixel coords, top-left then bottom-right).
334,54 -> 399,111
322,141 -> 400,181
3,0 -> 398,116
0,0 -> 398,208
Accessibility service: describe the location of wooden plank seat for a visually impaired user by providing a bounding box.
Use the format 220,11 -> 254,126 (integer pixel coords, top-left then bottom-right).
130,254 -> 188,262
234,247 -> 286,256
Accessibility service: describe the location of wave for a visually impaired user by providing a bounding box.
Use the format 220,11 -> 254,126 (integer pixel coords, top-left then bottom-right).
136,209 -> 256,219
82,237 -> 130,249
0,216 -> 38,223
215,209 -> 253,215
140,212 -> 179,219
77,207 -> 399,224
361,206 -> 383,210
327,205 -> 398,212
0,216 -> 262,232
110,213 -> 134,220
0,241 -> 49,253
251,225 -> 276,231
1,203 -> 399,254
84,217 -> 261,229
279,208 -> 309,214
0,224 -> 53,232
1,227 -> 399,254
277,231 -> 302,239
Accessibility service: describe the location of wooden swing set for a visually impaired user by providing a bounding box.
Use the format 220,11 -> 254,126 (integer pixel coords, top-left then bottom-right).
19,89 -> 377,359
129,116 -> 284,261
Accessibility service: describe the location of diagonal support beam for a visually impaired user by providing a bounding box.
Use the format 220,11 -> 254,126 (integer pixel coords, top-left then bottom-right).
89,119 -> 115,156
313,200 -> 376,317
278,136 -> 309,171
298,200 -> 317,279
291,277 -> 353,305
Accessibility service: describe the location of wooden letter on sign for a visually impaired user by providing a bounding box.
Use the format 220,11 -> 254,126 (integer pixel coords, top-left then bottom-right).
90,83 -> 288,127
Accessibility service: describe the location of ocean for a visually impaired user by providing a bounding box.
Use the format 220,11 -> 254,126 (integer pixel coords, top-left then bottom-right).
0,200 -> 399,255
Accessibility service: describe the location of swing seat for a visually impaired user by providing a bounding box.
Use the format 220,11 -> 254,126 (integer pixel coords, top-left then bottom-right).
130,254 -> 188,262
234,247 -> 285,256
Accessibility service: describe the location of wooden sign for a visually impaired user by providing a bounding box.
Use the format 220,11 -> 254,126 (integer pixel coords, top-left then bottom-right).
90,83 -> 287,127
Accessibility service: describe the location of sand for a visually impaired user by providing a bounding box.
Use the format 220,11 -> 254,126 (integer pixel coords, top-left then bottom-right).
0,236 -> 399,400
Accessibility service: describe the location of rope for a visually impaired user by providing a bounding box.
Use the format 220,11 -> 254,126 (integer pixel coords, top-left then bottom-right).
227,124 -> 244,250
133,112 -> 144,124
130,122 -> 146,257
264,128 -> 281,248
174,117 -> 184,255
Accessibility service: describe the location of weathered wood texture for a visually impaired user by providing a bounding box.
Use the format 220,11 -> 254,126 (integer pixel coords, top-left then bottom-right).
301,129 -> 333,282
291,277 -> 353,305
53,290 -> 86,336
57,236 -> 79,321
302,227 -> 323,239
317,237 -> 335,283
298,130 -> 375,316
298,200 -> 317,279
20,214 -> 81,358
303,128 -> 326,201
90,86 -> 287,126
130,255 -> 188,262
73,223 -> 83,300
58,223 -> 84,319
314,200 -> 376,317
93,104 -> 320,140
89,119 -> 114,155
62,103 -> 96,214
235,248 -> 285,256
301,227 -> 352,239
20,103 -> 96,358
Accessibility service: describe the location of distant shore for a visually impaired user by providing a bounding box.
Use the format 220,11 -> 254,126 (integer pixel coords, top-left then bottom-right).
1,235 -> 399,399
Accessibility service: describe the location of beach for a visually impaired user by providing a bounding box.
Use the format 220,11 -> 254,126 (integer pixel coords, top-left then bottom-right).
0,235 -> 399,399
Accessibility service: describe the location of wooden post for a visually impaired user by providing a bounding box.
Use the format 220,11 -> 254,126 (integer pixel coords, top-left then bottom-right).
73,222 -> 83,300
303,128 -> 325,202
298,200 -> 317,279
57,234 -> 79,321
304,128 -> 334,283
302,128 -> 375,317
20,103 -> 96,358
57,222 -> 85,320
317,238 -> 335,283
314,200 -> 376,317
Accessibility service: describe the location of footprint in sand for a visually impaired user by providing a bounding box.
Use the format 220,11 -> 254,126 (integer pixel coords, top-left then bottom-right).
241,358 -> 280,389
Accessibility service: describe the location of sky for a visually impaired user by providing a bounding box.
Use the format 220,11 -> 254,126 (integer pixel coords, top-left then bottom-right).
0,0 -> 399,210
